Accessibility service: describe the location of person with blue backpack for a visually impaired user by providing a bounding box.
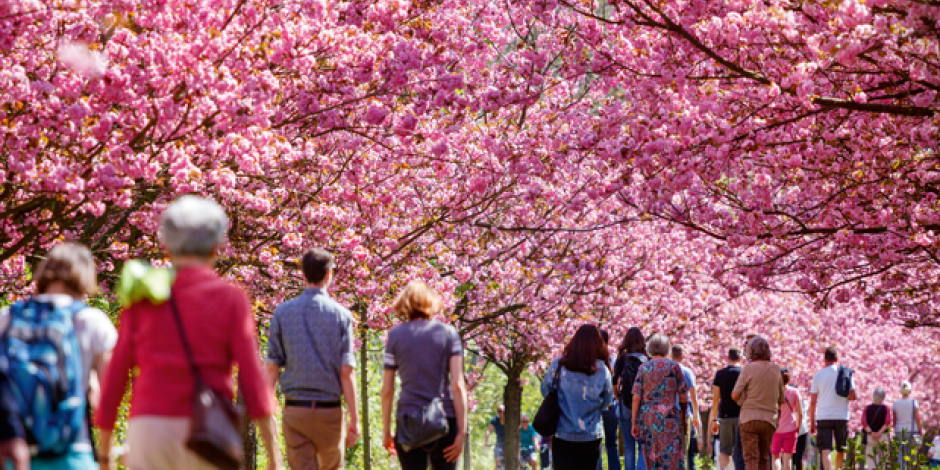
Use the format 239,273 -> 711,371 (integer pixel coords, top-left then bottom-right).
0,242 -> 118,470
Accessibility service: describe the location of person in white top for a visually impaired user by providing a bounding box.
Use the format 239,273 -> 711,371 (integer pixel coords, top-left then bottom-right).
927,434 -> 940,467
892,381 -> 925,469
0,243 -> 118,469
808,347 -> 856,470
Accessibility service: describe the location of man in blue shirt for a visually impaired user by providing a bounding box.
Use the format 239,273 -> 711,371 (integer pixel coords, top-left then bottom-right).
266,248 -> 360,470
672,345 -> 701,470
485,405 -> 506,469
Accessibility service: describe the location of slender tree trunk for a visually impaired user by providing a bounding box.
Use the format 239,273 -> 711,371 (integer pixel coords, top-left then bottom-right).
464,431 -> 472,470
360,326 -> 372,470
239,392 -> 258,469
503,365 -> 524,470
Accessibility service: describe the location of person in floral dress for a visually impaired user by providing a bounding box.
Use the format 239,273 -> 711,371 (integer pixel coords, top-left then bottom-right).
631,334 -> 689,470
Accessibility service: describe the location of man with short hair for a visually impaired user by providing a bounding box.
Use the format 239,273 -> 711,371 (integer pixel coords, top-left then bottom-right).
709,347 -> 745,470
809,347 -> 856,470
266,248 -> 360,470
485,405 -> 506,469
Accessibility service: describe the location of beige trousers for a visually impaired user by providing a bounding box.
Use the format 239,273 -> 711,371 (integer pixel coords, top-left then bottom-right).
283,405 -> 345,470
126,417 -> 218,470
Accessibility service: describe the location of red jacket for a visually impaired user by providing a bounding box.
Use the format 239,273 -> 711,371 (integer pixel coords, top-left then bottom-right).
96,265 -> 273,430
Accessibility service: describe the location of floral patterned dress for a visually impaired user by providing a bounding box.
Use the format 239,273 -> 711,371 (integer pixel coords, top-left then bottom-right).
632,358 -> 689,470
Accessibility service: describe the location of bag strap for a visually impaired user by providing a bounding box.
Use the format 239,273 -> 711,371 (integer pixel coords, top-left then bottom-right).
551,361 -> 562,391
168,296 -> 203,383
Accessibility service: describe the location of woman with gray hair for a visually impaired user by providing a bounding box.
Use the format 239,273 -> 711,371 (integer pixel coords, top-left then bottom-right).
96,196 -> 283,469
861,387 -> 891,469
630,334 -> 689,469
732,336 -> 784,470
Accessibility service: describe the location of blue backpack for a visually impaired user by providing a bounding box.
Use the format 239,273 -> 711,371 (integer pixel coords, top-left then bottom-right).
0,298 -> 86,456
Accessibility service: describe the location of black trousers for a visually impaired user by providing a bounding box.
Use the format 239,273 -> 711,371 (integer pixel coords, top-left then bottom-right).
553,438 -> 601,470
395,418 -> 459,470
793,433 -> 808,470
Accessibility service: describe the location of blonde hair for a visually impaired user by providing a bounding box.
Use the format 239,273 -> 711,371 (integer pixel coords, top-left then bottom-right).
392,281 -> 442,320
34,242 -> 98,297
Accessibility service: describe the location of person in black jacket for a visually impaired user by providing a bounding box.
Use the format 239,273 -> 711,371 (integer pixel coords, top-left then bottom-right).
612,327 -> 648,470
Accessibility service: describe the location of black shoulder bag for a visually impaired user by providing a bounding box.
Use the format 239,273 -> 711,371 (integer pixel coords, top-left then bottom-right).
397,353 -> 451,452
168,296 -> 245,470
533,362 -> 563,437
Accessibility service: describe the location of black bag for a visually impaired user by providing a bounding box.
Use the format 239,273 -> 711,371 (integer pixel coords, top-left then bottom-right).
396,354 -> 450,452
835,365 -> 854,398
533,363 -> 562,437
618,354 -> 647,405
169,297 -> 245,470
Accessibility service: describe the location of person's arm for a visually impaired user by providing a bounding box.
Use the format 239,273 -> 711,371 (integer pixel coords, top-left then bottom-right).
878,407 -> 891,435
892,404 -> 898,429
914,402 -> 924,434
264,313 -> 284,390
443,355 -> 468,463
690,384 -> 701,429
809,393 -> 818,434
731,368 -> 746,403
340,365 -> 360,448
862,406 -> 870,433
256,414 -> 284,470
794,392 -> 804,433
381,369 -> 397,452
95,306 -> 139,464
230,292 -> 279,467
847,389 -> 857,401
484,424 -> 494,446
338,315 -> 359,448
601,365 -> 614,410
709,385 -> 721,435
631,394 -> 641,439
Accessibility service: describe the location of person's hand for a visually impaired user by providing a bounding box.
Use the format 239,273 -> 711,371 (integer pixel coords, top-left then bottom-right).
345,421 -> 361,449
810,422 -> 817,435
443,431 -> 466,463
484,437 -> 492,447
693,415 -> 702,430
711,421 -> 720,435
383,431 -> 397,456
0,438 -> 29,470
872,431 -> 881,441
632,422 -> 640,440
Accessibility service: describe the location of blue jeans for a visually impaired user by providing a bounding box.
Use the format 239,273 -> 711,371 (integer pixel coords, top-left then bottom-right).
618,402 -> 645,470
597,405 -> 621,470
733,423 -> 745,470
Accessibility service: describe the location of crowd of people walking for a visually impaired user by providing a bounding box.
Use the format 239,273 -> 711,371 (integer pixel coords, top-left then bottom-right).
0,194 -> 936,470
534,325 -> 938,470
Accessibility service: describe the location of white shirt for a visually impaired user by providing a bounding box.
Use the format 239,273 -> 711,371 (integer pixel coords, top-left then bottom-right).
929,436 -> 940,459
810,364 -> 854,420
0,294 -> 118,395
892,397 -> 919,434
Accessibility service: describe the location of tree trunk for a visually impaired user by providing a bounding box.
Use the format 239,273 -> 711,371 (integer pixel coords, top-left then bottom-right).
464,431 -> 472,470
239,392 -> 258,469
359,326 -> 372,470
503,365 -> 524,470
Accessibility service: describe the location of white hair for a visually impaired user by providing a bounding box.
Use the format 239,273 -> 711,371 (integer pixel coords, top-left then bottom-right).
873,387 -> 887,404
160,196 -> 228,257
646,334 -> 671,357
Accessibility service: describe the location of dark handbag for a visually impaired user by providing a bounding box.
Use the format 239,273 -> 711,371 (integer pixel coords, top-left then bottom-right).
169,297 -> 245,470
396,353 -> 450,452
533,363 -> 562,437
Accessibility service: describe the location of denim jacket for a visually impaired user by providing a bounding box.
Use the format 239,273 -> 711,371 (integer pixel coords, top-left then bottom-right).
541,358 -> 614,442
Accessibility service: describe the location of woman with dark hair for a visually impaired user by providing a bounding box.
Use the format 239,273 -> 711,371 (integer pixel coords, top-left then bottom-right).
541,324 -> 614,469
613,327 -> 648,470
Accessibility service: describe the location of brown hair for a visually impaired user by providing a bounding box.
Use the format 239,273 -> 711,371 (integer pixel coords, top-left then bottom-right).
618,327 -> 646,355
560,324 -> 609,375
34,242 -> 97,297
392,281 -> 442,320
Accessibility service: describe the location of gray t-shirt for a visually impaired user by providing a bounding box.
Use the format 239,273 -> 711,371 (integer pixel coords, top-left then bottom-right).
383,319 -> 463,417
267,288 -> 356,401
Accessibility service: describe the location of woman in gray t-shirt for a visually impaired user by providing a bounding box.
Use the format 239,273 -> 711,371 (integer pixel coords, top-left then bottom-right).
381,281 -> 468,470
